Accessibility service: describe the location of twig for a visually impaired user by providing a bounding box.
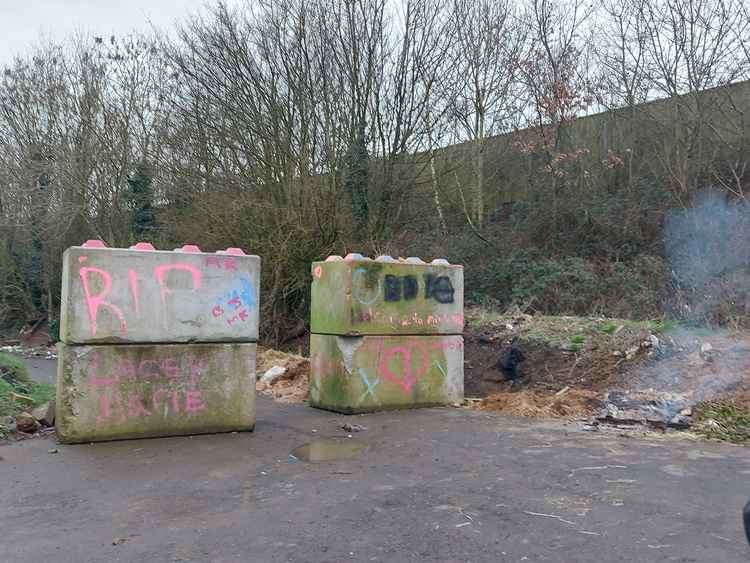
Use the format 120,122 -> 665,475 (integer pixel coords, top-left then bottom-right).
555,386 -> 570,396
523,511 -> 577,526
570,465 -> 627,473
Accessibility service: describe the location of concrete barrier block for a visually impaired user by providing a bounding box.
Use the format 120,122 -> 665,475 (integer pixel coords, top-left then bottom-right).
60,244 -> 260,344
309,334 -> 463,413
310,256 -> 463,335
56,342 -> 256,443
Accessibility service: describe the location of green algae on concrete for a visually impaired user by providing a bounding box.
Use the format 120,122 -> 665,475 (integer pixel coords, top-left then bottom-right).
60,245 -> 261,344
56,342 -> 256,443
310,257 -> 463,336
309,334 -> 463,413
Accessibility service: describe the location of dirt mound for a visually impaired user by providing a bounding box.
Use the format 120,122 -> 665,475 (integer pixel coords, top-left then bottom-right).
479,389 -> 602,418
256,348 -> 310,404
464,310 -> 655,398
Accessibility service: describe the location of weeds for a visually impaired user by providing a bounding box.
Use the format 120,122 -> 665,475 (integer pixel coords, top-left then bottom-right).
694,401 -> 750,444
0,353 -> 54,438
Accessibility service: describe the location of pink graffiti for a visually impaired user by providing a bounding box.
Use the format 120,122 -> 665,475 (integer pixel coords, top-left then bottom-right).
79,267 -> 127,337
88,355 -> 206,387
88,352 -> 209,425
368,338 -> 463,393
128,269 -> 140,317
205,256 -> 237,270
154,263 -> 202,306
355,308 -> 464,330
96,389 -> 206,425
378,341 -> 431,393
78,258 -> 212,336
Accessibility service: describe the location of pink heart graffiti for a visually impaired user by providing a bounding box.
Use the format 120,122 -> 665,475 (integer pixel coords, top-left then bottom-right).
378,342 -> 431,393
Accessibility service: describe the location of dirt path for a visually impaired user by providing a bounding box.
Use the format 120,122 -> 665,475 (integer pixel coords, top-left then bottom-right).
2,397 -> 750,562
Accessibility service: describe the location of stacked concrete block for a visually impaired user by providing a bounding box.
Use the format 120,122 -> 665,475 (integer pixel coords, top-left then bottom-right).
309,254 -> 464,413
56,241 -> 260,443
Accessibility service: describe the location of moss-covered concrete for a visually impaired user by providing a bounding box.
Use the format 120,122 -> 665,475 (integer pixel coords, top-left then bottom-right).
310,259 -> 463,336
60,246 -> 260,344
309,334 -> 463,413
56,342 -> 256,443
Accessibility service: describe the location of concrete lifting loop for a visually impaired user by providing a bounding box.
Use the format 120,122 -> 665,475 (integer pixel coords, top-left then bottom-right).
56,240 -> 260,443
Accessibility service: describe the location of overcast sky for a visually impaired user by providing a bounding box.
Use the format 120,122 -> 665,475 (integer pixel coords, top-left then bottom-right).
0,1 -> 235,63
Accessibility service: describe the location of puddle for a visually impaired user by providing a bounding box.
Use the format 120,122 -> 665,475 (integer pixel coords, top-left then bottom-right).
290,439 -> 366,462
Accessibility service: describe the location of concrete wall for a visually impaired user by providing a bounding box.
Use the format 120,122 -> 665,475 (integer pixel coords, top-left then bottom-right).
60,242 -> 260,344
309,254 -> 464,413
309,334 -> 463,413
56,342 -> 256,443
310,255 -> 463,335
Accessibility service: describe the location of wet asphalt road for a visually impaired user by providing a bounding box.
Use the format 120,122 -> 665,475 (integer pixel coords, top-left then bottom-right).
2,395 -> 750,562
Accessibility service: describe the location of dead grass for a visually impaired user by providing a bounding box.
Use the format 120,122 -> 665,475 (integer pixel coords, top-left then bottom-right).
478,389 -> 603,418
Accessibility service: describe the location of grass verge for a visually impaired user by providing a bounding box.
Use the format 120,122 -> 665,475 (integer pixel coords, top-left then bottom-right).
0,353 -> 55,438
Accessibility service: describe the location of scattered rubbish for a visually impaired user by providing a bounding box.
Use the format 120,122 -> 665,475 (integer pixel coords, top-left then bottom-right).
15,412 -> 39,433
47,448 -> 59,454
256,348 -> 310,404
341,423 -> 366,433
0,344 -> 57,360
112,538 -> 127,546
260,365 -> 287,384
598,391 -> 692,429
496,338 -> 525,381
290,439 -> 366,462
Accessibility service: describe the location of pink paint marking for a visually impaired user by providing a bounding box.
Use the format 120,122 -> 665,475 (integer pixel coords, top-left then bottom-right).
313,265 -> 323,279
96,389 -> 126,424
223,258 -> 237,271
127,393 -> 151,418
96,392 -> 112,423
161,357 -> 179,378
171,390 -> 181,413
78,256 -> 88,263
379,342 -> 430,393
154,263 -> 203,306
116,358 -> 136,381
186,390 -> 206,413
228,296 -> 242,309
128,269 -> 140,317
138,359 -> 160,379
87,351 -> 118,387
190,358 -> 206,381
205,256 -> 221,268
130,242 -> 155,251
82,239 -> 107,248
212,305 -> 224,317
152,388 -> 168,412
79,267 -> 127,336
238,308 -> 248,322
224,247 -> 245,256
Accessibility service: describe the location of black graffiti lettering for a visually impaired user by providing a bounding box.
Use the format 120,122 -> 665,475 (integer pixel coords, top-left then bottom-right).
403,276 -> 418,300
384,275 -> 402,302
383,274 -> 419,302
424,274 -> 455,304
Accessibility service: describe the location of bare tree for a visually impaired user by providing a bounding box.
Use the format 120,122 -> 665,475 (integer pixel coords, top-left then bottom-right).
447,0 -> 527,227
